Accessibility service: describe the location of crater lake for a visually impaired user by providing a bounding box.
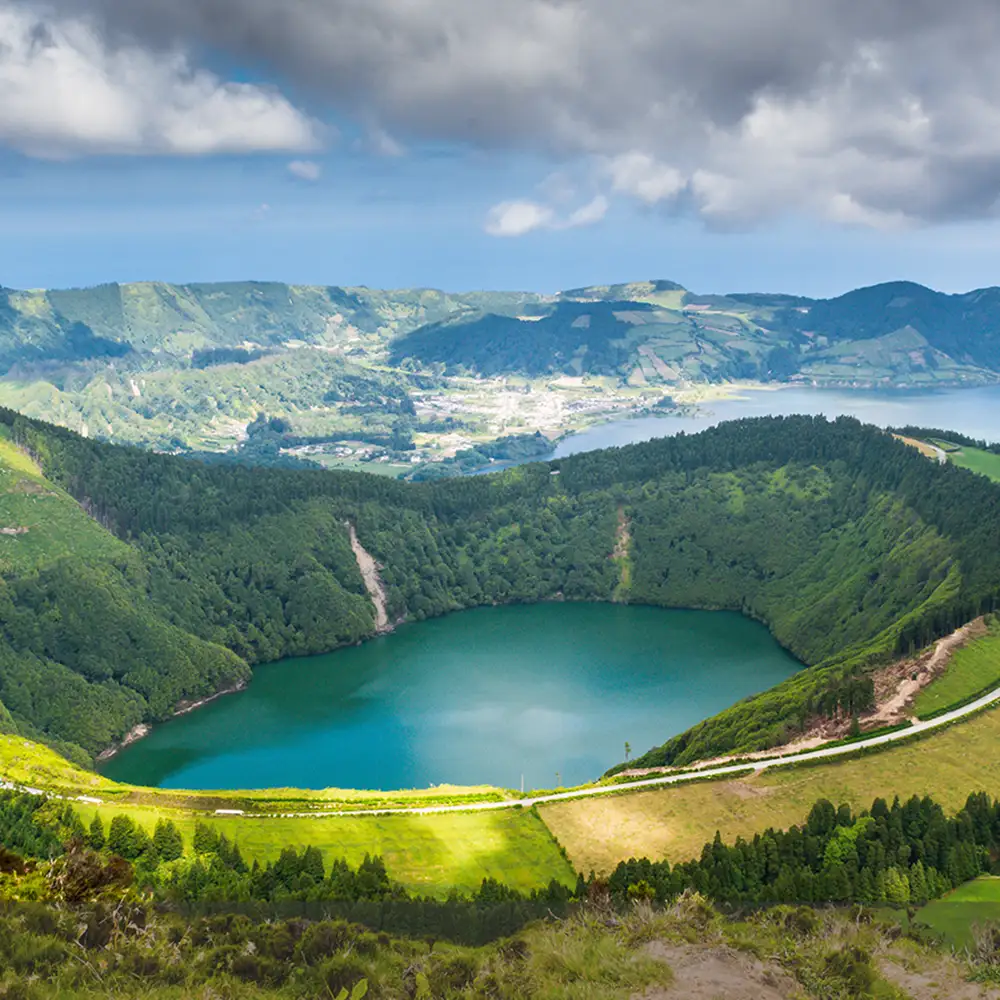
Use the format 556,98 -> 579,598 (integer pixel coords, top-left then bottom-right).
102,604 -> 801,792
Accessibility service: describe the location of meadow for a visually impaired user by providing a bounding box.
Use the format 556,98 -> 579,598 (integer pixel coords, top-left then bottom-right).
71,802 -> 576,896
540,702 -> 1000,874
916,876 -> 1000,947
914,623 -> 1000,717
948,444 -> 1000,484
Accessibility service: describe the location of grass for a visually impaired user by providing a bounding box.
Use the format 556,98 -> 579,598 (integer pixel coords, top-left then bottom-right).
73,803 -> 575,896
916,876 -> 1000,947
539,702 -> 1000,875
948,445 -> 1000,484
914,623 -> 1000,717
0,435 -> 131,574
0,736 -> 572,895
0,735 -> 516,810
893,434 -> 941,460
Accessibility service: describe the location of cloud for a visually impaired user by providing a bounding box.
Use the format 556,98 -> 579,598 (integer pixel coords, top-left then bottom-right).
484,200 -> 554,237
36,0 -> 1000,224
287,159 -> 321,181
565,194 -> 609,227
484,194 -> 608,237
367,126 -> 405,158
608,153 -> 686,206
0,2 -> 321,158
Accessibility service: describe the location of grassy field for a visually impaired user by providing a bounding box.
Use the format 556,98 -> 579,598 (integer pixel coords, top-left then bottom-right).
0,736 -> 517,812
948,445 -> 1000,484
540,704 -> 1000,875
0,735 -> 575,894
893,434 -> 940,459
914,624 -> 1000,717
71,801 -> 574,896
916,876 -> 1000,947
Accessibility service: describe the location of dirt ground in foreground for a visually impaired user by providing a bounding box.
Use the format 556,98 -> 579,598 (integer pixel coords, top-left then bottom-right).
880,956 -> 1000,999
637,942 -> 804,999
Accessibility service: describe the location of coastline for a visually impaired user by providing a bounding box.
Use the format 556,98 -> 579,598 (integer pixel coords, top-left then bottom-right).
95,679 -> 249,763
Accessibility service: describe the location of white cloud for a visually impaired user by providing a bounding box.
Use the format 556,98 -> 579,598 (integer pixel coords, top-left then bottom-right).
34,0 -> 1000,225
484,194 -> 609,237
565,194 -> 609,227
484,200 -> 555,237
287,159 -> 321,181
607,153 -> 686,205
0,2 -> 321,158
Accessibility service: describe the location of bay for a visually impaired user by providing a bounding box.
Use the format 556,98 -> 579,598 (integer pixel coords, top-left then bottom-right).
554,384 -> 1000,458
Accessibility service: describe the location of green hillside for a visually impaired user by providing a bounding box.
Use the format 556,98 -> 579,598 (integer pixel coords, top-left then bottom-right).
0,410 -> 996,773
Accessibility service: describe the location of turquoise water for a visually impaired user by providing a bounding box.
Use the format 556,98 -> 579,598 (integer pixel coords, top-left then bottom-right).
102,603 -> 800,792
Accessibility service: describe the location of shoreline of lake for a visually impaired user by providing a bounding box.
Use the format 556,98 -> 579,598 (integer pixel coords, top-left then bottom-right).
100,603 -> 802,793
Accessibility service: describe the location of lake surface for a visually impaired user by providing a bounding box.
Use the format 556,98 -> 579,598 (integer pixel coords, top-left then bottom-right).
102,604 -> 800,792
554,384 -> 1000,458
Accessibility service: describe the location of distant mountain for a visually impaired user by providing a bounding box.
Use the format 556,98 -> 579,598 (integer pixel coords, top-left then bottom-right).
770,281 -> 1000,371
0,276 -> 997,459
391,278 -> 1000,386
0,281 -> 546,369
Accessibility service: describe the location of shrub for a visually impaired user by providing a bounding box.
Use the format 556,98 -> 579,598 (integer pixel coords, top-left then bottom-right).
321,954 -> 369,996
297,920 -> 351,964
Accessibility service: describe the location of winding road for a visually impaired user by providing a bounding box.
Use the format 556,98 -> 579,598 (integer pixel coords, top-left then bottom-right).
244,681 -> 1000,818
4,683 -> 999,819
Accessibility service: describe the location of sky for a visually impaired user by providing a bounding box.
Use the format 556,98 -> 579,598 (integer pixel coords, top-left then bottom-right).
4,0 -> 1000,297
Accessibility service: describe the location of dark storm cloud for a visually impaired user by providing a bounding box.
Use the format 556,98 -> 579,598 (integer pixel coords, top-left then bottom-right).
15,0 -> 1000,224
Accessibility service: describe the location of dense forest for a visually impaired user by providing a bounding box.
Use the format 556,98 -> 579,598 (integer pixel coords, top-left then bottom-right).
608,792 -> 999,908
1,409 -> 1000,771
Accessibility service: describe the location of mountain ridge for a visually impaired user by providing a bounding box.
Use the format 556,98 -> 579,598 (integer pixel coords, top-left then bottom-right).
0,276 -> 997,466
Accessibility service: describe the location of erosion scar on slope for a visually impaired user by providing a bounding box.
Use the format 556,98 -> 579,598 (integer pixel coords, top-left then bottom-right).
347,523 -> 391,633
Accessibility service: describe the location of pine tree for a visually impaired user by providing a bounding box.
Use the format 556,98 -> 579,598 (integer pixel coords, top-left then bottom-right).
107,815 -> 144,860
153,819 -> 184,862
193,821 -> 220,855
87,814 -> 105,851
909,861 -> 928,904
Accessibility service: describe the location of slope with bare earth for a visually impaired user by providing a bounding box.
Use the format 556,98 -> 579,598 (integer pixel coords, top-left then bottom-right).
347,521 -> 391,632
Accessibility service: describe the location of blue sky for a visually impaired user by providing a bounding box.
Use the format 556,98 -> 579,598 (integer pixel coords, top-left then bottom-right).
4,1 -> 1000,297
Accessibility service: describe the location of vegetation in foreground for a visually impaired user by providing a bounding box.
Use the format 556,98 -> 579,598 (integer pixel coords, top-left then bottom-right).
0,893 -> 950,1000
6,784 -> 1000,997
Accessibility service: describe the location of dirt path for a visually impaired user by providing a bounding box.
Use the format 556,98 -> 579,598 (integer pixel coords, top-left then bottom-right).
612,506 -> 632,597
347,523 -> 391,633
867,617 -> 986,726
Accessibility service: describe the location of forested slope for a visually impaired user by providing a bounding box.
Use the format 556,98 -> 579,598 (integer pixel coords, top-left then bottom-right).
0,410 -> 998,774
